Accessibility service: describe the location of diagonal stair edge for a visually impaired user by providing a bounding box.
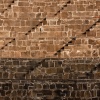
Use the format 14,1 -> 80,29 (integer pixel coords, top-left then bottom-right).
26,18 -> 100,77
0,0 -> 71,50
0,0 -> 16,14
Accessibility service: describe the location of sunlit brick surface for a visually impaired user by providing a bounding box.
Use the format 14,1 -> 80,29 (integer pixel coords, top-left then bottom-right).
0,0 -> 99,58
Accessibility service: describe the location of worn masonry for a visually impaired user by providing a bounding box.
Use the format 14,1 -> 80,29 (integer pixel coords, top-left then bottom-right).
0,0 -> 100,100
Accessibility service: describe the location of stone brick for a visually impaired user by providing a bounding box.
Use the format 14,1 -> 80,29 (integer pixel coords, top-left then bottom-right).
84,91 -> 91,98
45,6 -> 56,12
97,90 -> 100,97
21,51 -> 31,58
50,84 -> 55,89
56,84 -> 69,89
46,68 -> 57,74
46,44 -> 55,52
18,2 -> 30,6
57,67 -> 63,73
63,73 -> 69,79
94,72 -> 100,79
13,6 -> 32,12
61,12 -> 68,19
0,90 -> 5,96
3,72 -> 9,79
0,0 -> 99,99
42,60 -> 49,67
15,73 -> 25,79
77,5 -> 85,11
71,91 -> 76,97
43,84 -> 49,89
92,98 -> 98,100
65,4 -> 76,11
42,90 -> 52,95
96,1 -> 100,7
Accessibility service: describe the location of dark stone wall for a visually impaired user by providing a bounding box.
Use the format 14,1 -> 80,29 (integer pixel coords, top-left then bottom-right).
0,80 -> 100,100
0,58 -> 100,100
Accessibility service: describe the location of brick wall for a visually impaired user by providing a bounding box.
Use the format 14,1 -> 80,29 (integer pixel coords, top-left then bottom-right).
0,80 -> 100,100
0,58 -> 100,99
0,0 -> 100,99
0,0 -> 99,58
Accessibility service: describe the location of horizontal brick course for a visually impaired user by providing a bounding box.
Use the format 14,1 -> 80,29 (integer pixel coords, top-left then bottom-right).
0,58 -> 99,79
0,79 -> 99,99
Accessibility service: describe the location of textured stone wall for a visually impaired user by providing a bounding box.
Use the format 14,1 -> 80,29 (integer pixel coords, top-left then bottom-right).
0,0 -> 100,99
0,58 -> 100,79
0,80 -> 100,100
0,0 -> 99,58
0,58 -> 100,99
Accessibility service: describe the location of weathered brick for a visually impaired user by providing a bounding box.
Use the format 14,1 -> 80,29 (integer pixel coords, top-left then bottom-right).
46,68 -> 57,74
0,0 -> 99,99
13,6 -> 32,12
61,12 -> 68,19
50,84 -> 55,89
57,67 -> 63,73
18,2 -> 29,6
97,90 -> 100,97
77,5 -> 85,11
42,90 -> 52,95
43,84 -> 49,89
3,72 -> 9,79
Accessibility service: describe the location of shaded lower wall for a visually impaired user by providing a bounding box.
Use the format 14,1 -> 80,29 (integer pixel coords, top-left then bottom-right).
0,80 -> 100,100
0,58 -> 100,100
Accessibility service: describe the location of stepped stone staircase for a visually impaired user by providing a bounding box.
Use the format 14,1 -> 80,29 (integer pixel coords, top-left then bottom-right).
0,0 -> 100,99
